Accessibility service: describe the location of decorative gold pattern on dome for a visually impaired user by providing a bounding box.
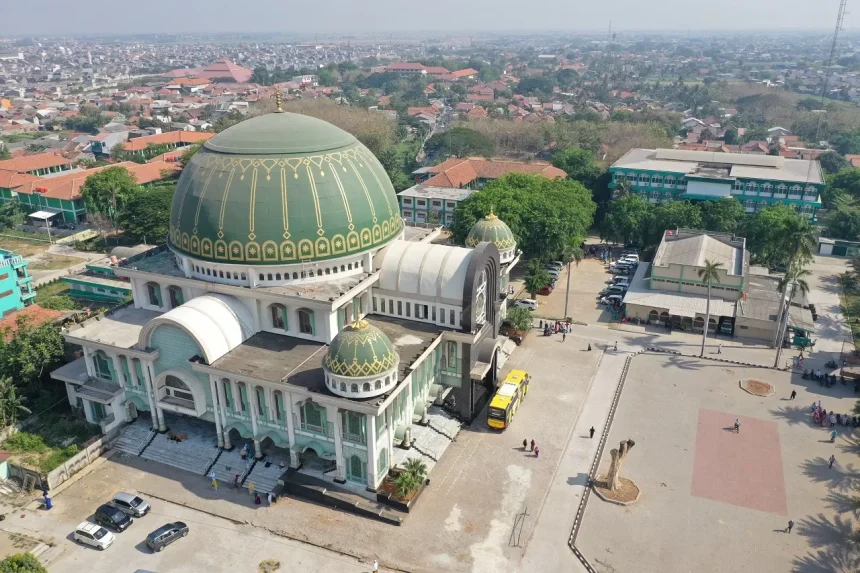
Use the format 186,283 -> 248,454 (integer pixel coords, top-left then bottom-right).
275,90 -> 283,113
466,214 -> 517,250
169,144 -> 403,262
323,321 -> 398,378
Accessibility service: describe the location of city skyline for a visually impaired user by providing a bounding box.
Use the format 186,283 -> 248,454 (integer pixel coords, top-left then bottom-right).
1,0 -> 858,36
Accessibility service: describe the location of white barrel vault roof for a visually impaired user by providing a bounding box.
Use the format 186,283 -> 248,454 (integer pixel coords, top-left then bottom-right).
377,241 -> 474,302
139,293 -> 254,364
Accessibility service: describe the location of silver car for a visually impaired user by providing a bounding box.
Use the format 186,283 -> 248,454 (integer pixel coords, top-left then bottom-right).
109,492 -> 150,518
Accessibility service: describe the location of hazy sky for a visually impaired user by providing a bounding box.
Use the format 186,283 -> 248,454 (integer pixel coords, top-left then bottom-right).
2,0 -> 859,36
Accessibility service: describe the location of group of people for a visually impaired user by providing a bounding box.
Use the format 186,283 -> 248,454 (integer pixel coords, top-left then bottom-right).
540,320 -> 570,338
522,438 -> 540,458
811,402 -> 843,442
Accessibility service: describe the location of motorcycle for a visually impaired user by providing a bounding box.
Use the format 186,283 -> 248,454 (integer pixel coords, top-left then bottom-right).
826,359 -> 839,369
802,369 -> 810,380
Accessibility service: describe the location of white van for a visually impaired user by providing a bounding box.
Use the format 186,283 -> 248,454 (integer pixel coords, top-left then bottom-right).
599,294 -> 624,306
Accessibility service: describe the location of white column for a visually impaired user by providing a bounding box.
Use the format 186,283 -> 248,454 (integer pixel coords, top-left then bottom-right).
141,360 -> 160,431
130,279 -> 142,309
65,382 -> 77,407
366,413 -> 377,490
217,378 -> 232,449
265,388 -> 276,425
128,359 -> 139,388
111,355 -> 127,388
82,399 -> 95,424
330,405 -> 346,483
248,267 -> 257,288
252,299 -> 261,332
249,385 -> 261,459
209,375 -> 224,448
285,392 -> 299,468
181,256 -> 192,278
83,348 -> 95,377
146,363 -> 166,432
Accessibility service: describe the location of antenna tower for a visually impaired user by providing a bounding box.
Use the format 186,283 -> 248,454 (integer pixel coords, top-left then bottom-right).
814,0 -> 848,142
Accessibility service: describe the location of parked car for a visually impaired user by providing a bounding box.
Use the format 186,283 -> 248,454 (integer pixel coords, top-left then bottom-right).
599,294 -> 624,306
544,262 -> 564,271
93,504 -> 133,532
512,299 -> 538,311
146,522 -> 189,553
74,522 -> 115,550
612,277 -> 631,286
538,285 -> 553,296
545,269 -> 561,279
109,492 -> 151,518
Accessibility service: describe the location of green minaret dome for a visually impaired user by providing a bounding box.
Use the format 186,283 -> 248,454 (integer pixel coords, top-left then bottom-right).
466,211 -> 516,251
168,112 -> 403,265
323,319 -> 398,378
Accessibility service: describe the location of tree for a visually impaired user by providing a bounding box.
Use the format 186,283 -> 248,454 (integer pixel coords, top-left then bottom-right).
451,174 -> 595,259
0,143 -> 10,160
602,194 -> 650,246
697,260 -> 723,357
250,66 -> 270,85
647,201 -> 702,247
613,178 -> 632,198
551,147 -> 604,189
180,142 -> 203,165
424,127 -> 495,159
80,166 -> 139,221
826,205 -> 860,240
504,307 -> 533,332
560,239 -> 583,320
0,553 -> 47,573
0,202 -> 20,233
774,267 -> 812,368
118,184 -> 175,243
516,77 -> 555,96
723,127 -> 739,145
606,439 -> 635,491
0,377 -> 30,427
403,458 -> 428,484
394,471 -> 419,499
831,132 -> 860,156
701,198 -> 745,233
524,260 -> 551,298
818,151 -> 851,175
0,316 -> 65,392
742,205 -> 811,270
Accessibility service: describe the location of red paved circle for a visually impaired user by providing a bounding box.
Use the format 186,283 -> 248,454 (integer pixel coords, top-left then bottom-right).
691,409 -> 787,515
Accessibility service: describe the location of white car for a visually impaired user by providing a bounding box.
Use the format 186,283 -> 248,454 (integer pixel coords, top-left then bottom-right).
74,521 -> 115,550
512,299 -> 538,311
599,294 -> 624,306
544,262 -> 564,271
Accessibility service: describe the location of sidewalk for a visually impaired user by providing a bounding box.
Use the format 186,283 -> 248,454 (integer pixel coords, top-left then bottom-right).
516,346 -> 633,573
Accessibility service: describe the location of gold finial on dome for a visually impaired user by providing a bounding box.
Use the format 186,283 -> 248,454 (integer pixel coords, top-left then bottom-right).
486,206 -> 498,220
275,89 -> 283,113
348,318 -> 370,331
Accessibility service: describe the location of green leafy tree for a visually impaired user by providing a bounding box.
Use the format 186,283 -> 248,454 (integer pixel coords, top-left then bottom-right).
831,132 -> 860,155
251,66 -> 271,85
701,198 -> 745,233
0,377 -> 30,427
742,204 -> 811,270
80,166 -> 139,220
0,202 -> 21,233
723,127 -> 739,145
818,151 -> 851,175
697,260 -> 723,357
602,194 -> 651,246
425,127 -> 495,159
551,147 -> 604,189
647,201 -> 703,247
826,205 -> 860,240
180,142 -> 203,165
118,184 -> 175,243
0,316 -> 65,392
504,307 -> 533,331
450,173 -> 596,259
0,143 -> 10,159
774,267 -> 812,367
403,458 -> 428,483
524,260 -> 551,298
0,553 -> 47,573
394,471 -> 419,499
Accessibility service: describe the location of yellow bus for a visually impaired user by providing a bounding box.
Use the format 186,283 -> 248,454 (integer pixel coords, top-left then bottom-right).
487,369 -> 531,430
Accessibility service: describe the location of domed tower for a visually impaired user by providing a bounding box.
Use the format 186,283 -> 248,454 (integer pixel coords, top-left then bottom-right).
466,211 -> 517,264
322,319 -> 399,399
167,106 -> 404,287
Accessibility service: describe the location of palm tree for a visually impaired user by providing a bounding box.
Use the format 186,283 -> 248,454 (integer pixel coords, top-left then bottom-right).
772,221 -> 815,348
614,178 -> 632,198
403,458 -> 428,483
698,259 -> 723,357
0,377 -> 30,427
560,239 -> 584,320
773,267 -> 812,367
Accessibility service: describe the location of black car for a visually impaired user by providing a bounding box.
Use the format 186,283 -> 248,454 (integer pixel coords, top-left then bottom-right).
145,521 -> 189,552
93,504 -> 133,532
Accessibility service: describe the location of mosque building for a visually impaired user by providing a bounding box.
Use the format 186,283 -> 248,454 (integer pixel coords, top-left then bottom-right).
50,105 -> 520,494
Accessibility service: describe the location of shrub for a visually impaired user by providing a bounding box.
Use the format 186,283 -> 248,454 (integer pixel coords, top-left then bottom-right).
0,553 -> 47,573
3,432 -> 49,454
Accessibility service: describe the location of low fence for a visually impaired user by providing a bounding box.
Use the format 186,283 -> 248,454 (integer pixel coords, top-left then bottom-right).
44,427 -> 121,490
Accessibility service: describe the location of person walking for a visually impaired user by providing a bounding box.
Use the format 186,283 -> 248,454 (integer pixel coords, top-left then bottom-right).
786,520 -> 794,533
734,418 -> 741,433
717,343 -> 722,355
254,492 -> 261,505
829,454 -> 836,469
614,341 -> 618,351
830,430 -> 838,443
208,471 -> 218,491
248,482 -> 256,497
522,439 -> 528,450
562,332 -> 566,342
267,492 -> 274,505
790,390 -> 797,400
534,445 -> 540,458
372,559 -> 379,573
589,426 -> 596,439
587,343 -> 592,351
530,439 -> 535,452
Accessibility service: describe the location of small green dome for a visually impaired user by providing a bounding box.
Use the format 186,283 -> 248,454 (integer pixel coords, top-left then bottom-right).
466,212 -> 516,251
169,111 -> 403,265
323,319 -> 398,378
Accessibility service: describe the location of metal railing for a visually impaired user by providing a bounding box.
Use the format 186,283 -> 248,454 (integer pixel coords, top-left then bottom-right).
342,431 -> 367,445
293,414 -> 333,438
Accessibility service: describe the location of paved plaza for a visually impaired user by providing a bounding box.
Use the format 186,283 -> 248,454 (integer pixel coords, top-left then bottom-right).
576,352 -> 860,573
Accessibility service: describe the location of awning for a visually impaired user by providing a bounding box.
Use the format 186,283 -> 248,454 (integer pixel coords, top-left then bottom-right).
28,210 -> 60,220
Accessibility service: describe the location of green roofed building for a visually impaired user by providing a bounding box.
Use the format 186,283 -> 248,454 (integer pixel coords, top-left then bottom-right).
50,109 -> 519,500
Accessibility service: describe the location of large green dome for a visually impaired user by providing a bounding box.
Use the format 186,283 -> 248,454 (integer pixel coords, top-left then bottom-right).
466,212 -> 516,251
169,112 -> 403,265
323,319 -> 398,378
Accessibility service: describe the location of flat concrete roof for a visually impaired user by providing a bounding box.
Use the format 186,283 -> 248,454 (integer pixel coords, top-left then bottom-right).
64,306 -> 161,349
399,185 -> 475,201
623,263 -> 736,318
369,315 -> 446,381
403,226 -> 435,242
64,272 -> 131,290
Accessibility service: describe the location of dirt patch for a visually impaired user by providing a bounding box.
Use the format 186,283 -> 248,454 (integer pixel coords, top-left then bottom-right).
740,379 -> 775,397
0,237 -> 48,258
26,253 -> 84,271
593,476 -> 641,504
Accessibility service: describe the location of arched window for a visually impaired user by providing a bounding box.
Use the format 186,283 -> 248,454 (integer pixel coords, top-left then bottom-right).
293,272 -> 298,280
273,391 -> 283,420
270,303 -> 287,330
145,282 -> 161,307
240,273 -> 246,280
297,309 -> 314,335
259,274 -> 264,281
349,455 -> 364,482
233,272 -> 239,280
222,379 -> 232,409
348,263 -> 353,270
340,382 -> 347,391
375,380 -> 382,390
206,268 -> 212,275
351,383 -> 358,392
325,268 -> 330,275
236,381 -> 248,411
94,351 -> 113,380
665,176 -> 675,187
299,401 -> 322,430
276,273 -> 281,281
164,375 -> 194,404
167,285 -> 183,309
362,382 -> 371,392
255,387 -> 265,417
267,273 -> 273,281
341,265 -> 345,272
219,271 -> 224,278
648,310 -> 659,323
309,270 -> 315,277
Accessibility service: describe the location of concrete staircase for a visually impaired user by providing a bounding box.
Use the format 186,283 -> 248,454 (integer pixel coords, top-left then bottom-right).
425,406 -> 463,440
391,447 -> 436,474
244,458 -> 286,494
140,415 -> 218,475
112,419 -> 156,457
208,447 -> 252,487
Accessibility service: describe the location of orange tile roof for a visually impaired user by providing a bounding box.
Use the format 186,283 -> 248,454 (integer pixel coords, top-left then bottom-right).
452,68 -> 479,78
423,158 -> 565,188
122,131 -> 213,151
0,153 -> 72,174
15,161 -> 179,200
0,304 -> 64,341
0,169 -> 41,189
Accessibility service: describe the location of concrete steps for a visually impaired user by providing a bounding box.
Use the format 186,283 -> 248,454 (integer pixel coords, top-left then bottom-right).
112,420 -> 155,457
141,433 -> 218,475
425,406 -> 462,440
208,448 -> 252,486
244,458 -> 286,494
